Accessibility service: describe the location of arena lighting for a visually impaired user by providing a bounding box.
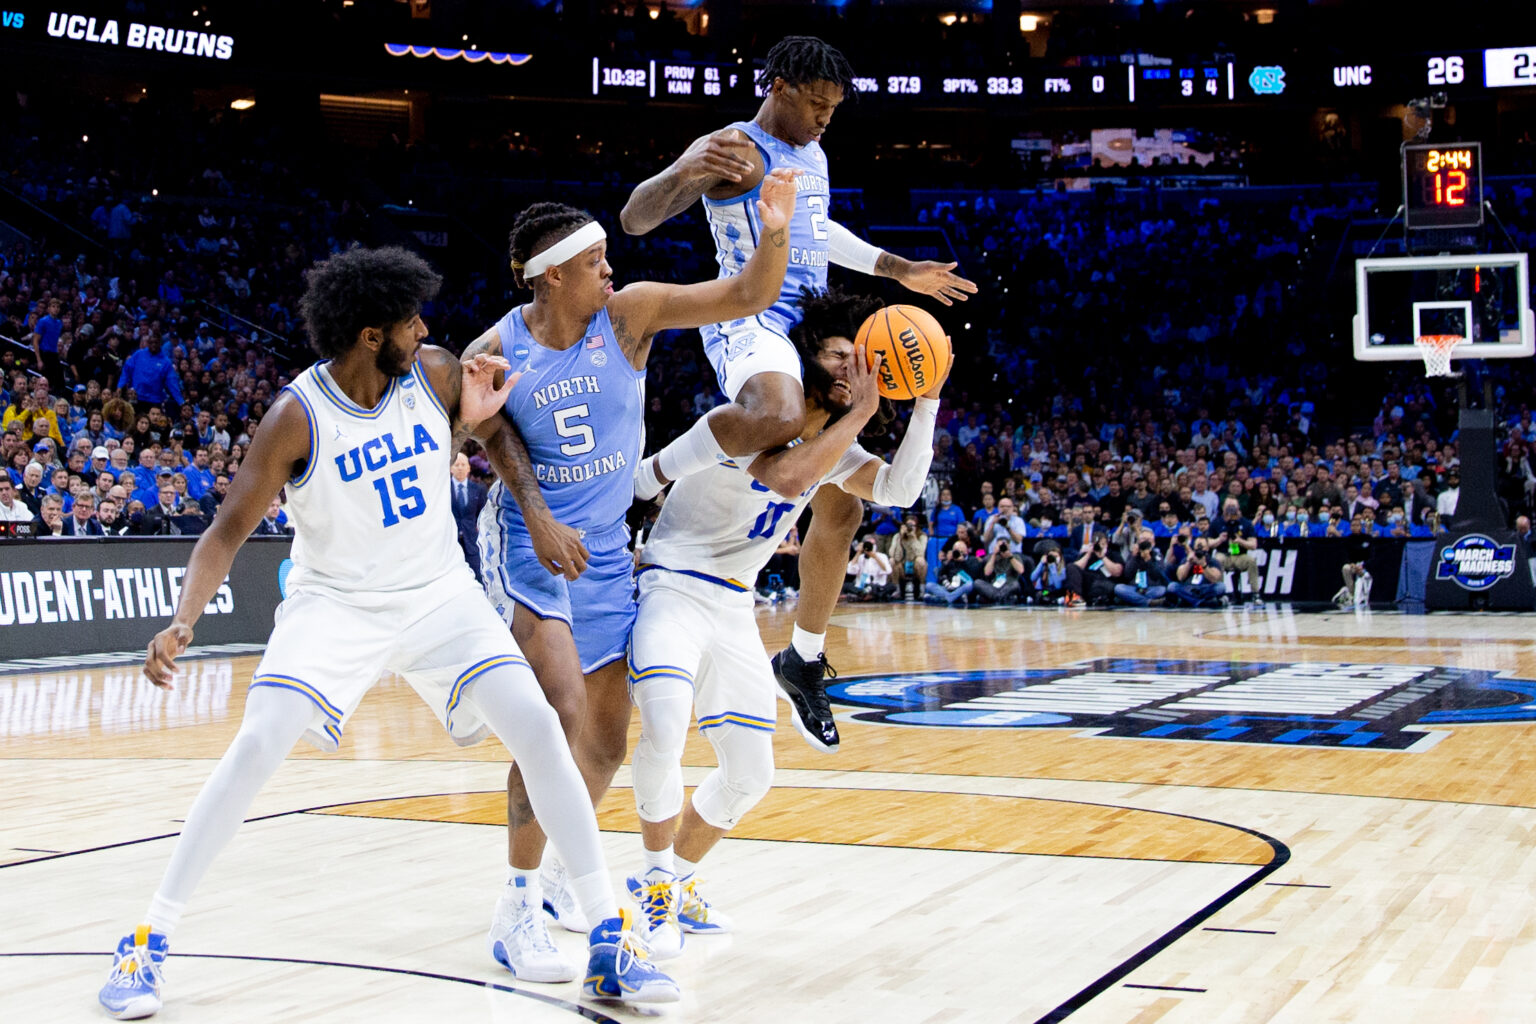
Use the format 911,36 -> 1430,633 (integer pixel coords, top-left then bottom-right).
1020,14 -> 1041,31
229,97 -> 254,110
648,7 -> 659,18
383,44 -> 532,65
940,13 -> 958,26
1254,8 -> 1276,24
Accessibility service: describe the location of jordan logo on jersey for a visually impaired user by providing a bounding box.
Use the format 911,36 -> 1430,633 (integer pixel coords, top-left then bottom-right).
333,424 -> 440,481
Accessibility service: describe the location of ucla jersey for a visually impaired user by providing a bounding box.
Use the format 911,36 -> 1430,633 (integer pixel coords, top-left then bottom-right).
701,120 -> 831,340
280,360 -> 465,594
641,443 -> 874,588
490,305 -> 645,533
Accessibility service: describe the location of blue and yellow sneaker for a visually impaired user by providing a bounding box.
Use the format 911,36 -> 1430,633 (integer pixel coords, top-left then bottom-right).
98,925 -> 169,1020
677,875 -> 734,934
624,869 -> 684,960
583,908 -> 681,1004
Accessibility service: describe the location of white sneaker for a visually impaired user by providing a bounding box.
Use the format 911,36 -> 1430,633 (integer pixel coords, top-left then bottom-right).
1355,572 -> 1373,607
488,892 -> 579,983
1332,586 -> 1353,609
540,859 -> 589,934
677,875 -> 734,934
625,869 -> 684,960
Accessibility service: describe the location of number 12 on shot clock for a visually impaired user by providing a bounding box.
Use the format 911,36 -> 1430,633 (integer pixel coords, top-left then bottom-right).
1403,142 -> 1483,231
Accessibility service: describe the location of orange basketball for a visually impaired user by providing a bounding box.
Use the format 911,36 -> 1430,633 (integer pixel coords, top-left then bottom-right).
856,304 -> 951,400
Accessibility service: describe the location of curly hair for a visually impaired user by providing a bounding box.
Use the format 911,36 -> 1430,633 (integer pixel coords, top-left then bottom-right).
299,246 -> 442,360
756,36 -> 856,97
789,287 -> 894,432
508,202 -> 597,291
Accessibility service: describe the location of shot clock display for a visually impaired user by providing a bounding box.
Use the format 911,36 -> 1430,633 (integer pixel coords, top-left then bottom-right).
1403,143 -> 1483,230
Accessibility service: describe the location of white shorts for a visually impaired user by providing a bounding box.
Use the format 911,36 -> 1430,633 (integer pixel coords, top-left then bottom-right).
628,570 -> 777,735
702,315 -> 803,403
249,572 -> 527,752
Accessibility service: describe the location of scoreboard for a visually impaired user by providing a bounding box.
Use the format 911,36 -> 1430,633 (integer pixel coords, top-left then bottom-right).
1403,143 -> 1483,230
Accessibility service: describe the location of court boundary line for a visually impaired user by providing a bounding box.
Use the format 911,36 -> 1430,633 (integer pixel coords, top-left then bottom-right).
0,951 -> 619,1022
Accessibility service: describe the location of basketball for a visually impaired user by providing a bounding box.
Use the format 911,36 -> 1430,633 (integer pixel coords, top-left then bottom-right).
856,305 -> 952,400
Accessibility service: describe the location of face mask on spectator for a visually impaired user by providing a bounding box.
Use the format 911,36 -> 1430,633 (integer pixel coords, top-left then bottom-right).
1284,510 -> 1296,521
1389,512 -> 1404,524
1262,513 -> 1275,526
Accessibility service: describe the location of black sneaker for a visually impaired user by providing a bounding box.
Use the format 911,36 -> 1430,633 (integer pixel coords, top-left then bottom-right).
772,646 -> 840,753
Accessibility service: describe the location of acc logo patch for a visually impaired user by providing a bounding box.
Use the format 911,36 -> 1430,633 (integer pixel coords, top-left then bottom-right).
828,658 -> 1536,751
1435,534 -> 1517,591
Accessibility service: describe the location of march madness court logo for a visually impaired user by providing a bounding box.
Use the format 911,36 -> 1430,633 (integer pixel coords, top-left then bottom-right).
828,658 -> 1536,750
1436,534 -> 1518,591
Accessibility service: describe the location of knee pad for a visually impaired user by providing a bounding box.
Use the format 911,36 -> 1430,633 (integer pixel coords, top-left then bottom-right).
630,675 -> 693,823
692,725 -> 774,830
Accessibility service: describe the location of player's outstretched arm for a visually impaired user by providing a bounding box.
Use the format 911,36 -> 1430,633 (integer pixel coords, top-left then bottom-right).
838,346 -> 950,506
747,345 -> 883,500
826,219 -> 980,307
610,168 -> 798,352
620,128 -> 760,236
143,393 -> 310,689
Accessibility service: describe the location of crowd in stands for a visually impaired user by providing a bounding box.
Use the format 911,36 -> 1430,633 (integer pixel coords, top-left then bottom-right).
7,95 -> 1536,614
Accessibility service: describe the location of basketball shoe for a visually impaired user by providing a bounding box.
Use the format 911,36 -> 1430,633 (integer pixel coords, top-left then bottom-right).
772,646 -> 839,752
583,909 -> 681,1004
488,880 -> 579,983
540,858 -> 590,934
624,868 -> 684,959
98,925 -> 168,1020
677,874 -> 734,934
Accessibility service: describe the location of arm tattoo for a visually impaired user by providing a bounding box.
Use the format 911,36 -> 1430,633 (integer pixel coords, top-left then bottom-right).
624,171 -> 712,234
609,311 -> 639,359
483,417 -> 551,518
768,226 -> 787,248
874,252 -> 902,278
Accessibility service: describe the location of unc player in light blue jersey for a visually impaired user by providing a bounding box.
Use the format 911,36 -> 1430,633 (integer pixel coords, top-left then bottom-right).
622,36 -> 977,755
461,170 -> 800,974
97,247 -> 678,1020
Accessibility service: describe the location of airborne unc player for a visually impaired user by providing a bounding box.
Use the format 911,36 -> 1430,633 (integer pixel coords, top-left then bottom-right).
625,288 -> 946,940
622,35 -> 976,756
463,170 -> 799,976
96,247 -> 677,1020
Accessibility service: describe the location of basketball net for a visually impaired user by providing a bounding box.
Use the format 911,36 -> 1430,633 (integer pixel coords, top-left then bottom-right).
1415,334 -> 1464,378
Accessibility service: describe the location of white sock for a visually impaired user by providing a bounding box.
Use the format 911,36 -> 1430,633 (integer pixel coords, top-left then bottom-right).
654,415 -> 727,485
643,845 -> 675,875
145,894 -> 184,938
675,854 -> 701,883
569,867 -> 619,931
791,625 -> 825,662
507,868 -> 541,907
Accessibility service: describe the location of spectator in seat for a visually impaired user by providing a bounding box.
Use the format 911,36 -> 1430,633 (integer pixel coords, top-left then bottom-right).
98,497 -> 130,536
974,538 -> 1026,605
201,473 -> 231,518
1168,539 -> 1226,607
926,539 -> 981,606
18,461 -> 46,510
136,482 -> 182,535
0,477 -> 32,522
887,514 -> 928,598
1211,499 -> 1263,606
34,493 -> 66,537
63,491 -> 104,536
1115,530 -> 1169,607
252,495 -> 291,536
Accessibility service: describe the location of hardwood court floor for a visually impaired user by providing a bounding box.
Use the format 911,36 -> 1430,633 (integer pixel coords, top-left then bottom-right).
6,602 -> 1536,1022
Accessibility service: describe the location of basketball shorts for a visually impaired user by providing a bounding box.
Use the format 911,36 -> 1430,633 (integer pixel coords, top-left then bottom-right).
248,571 -> 530,752
628,568 -> 778,736
479,513 -> 637,674
703,314 -> 804,402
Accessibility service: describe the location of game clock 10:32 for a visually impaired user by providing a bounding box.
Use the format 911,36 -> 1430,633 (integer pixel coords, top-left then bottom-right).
1403,142 -> 1483,230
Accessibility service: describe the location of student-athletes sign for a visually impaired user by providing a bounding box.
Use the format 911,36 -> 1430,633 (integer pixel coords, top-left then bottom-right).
0,538 -> 287,658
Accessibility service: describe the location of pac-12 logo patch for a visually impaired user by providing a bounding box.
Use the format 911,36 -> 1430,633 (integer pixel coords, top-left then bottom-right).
828,658 -> 1536,750
1435,534 -> 1517,591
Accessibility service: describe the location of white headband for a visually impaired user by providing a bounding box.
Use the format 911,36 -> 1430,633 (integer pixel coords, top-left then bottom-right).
522,221 -> 606,278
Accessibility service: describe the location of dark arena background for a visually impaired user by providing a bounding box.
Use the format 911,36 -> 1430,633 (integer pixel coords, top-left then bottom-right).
5,2 -> 1536,1022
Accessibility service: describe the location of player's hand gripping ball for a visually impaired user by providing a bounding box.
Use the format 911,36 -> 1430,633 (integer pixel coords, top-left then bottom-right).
855,305 -> 952,400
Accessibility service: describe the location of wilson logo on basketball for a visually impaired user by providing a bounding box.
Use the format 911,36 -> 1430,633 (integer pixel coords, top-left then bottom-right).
899,328 -> 928,389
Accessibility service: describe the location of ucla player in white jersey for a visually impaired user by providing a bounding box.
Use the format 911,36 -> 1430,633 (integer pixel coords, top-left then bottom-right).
97,247 -> 678,1020
622,36 -> 976,755
461,171 -> 799,973
626,288 -> 946,938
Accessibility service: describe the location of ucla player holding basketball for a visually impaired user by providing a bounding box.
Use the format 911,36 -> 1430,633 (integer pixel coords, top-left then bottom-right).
462,170 -> 800,976
626,288 -> 946,941
97,247 -> 678,1019
622,35 -> 976,754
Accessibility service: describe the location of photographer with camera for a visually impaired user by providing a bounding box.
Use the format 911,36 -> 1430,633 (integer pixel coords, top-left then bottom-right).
1030,545 -> 1074,605
1071,531 -> 1123,605
1111,506 -> 1144,562
974,538 -> 1027,605
887,513 -> 929,599
925,538 -> 981,606
845,536 -> 897,602
1168,538 -> 1226,607
983,496 -> 1026,555
1114,530 -> 1169,607
1212,498 -> 1263,606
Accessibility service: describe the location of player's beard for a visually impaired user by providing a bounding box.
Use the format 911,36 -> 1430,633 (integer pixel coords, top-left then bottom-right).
374,333 -> 415,378
804,357 -> 852,421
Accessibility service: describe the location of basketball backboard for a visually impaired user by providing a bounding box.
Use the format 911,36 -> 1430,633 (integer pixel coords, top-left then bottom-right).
1353,252 -> 1533,362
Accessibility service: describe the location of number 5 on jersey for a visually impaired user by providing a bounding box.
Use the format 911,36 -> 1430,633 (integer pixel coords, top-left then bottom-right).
554,404 -> 596,456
